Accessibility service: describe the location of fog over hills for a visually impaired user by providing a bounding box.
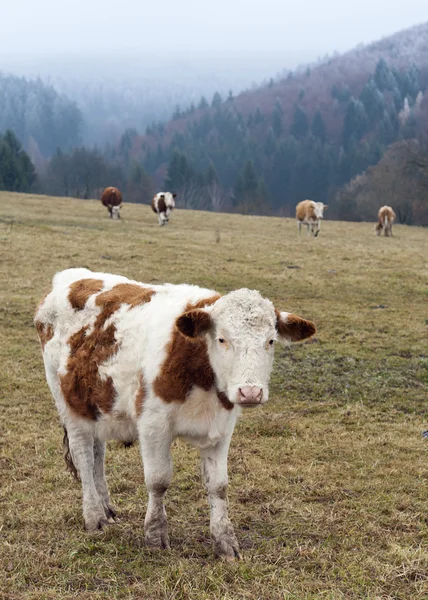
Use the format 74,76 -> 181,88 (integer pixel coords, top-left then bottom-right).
1,3 -> 428,223
2,0 -> 428,144
2,52 -> 287,145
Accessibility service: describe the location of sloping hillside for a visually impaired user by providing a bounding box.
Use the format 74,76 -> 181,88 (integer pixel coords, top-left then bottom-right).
1,192 -> 428,599
116,22 -> 428,216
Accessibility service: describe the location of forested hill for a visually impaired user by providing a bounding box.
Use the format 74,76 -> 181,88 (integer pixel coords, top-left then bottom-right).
0,73 -> 83,159
120,21 -> 428,216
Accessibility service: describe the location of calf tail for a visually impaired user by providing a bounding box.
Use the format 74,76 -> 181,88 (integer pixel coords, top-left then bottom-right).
63,426 -> 79,481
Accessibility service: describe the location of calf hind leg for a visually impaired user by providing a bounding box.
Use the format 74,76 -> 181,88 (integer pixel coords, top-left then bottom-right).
93,438 -> 116,521
66,425 -> 110,531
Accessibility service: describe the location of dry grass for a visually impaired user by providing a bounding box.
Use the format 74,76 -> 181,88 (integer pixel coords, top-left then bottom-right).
1,192 -> 428,600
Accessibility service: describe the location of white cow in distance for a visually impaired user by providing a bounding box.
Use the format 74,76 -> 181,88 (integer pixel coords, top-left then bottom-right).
35,268 -> 316,560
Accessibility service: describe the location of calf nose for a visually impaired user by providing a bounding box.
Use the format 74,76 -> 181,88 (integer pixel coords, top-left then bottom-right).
239,386 -> 263,403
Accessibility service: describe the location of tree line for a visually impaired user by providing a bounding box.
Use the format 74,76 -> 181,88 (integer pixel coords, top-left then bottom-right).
1,58 -> 428,224
131,59 -> 427,219
0,130 -> 36,192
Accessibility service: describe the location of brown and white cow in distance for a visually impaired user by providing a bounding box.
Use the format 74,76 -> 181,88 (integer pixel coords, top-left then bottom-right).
101,187 -> 122,220
35,268 -> 316,559
151,191 -> 176,226
296,200 -> 327,237
375,205 -> 396,237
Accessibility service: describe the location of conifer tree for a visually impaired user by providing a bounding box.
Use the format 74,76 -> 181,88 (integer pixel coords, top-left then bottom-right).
290,104 -> 309,139
311,111 -> 326,143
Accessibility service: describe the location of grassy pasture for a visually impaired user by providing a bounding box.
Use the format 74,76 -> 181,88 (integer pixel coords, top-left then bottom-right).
0,192 -> 427,600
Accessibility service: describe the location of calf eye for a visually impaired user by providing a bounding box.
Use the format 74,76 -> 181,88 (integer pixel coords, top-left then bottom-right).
269,340 -> 275,346
218,338 -> 225,344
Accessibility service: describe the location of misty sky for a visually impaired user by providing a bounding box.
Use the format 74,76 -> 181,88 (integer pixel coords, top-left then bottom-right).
2,0 -> 428,73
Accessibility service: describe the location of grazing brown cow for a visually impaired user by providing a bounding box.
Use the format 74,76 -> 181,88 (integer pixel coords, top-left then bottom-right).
151,192 -> 176,226
375,205 -> 396,237
101,187 -> 122,220
296,200 -> 327,237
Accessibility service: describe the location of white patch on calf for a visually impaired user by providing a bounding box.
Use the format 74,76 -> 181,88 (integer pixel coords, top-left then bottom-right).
313,202 -> 325,219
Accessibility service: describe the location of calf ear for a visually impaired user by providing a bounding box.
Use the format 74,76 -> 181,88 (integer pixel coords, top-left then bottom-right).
172,193 -> 177,198
176,309 -> 212,338
276,310 -> 316,342
323,205 -> 328,211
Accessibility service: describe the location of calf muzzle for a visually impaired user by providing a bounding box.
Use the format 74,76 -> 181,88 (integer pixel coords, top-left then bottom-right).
237,386 -> 263,407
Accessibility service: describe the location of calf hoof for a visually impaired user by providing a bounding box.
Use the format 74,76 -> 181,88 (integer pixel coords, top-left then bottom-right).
104,504 -> 117,521
84,505 -> 115,531
145,527 -> 170,549
85,514 -> 110,532
213,536 -> 241,561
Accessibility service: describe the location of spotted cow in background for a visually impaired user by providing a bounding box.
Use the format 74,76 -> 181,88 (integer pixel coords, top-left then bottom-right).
296,200 -> 328,237
35,268 -> 316,559
101,187 -> 122,220
151,192 -> 176,226
375,205 -> 396,237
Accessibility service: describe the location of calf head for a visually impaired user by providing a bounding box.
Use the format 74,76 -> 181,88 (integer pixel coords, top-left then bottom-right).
176,289 -> 316,407
314,202 -> 327,219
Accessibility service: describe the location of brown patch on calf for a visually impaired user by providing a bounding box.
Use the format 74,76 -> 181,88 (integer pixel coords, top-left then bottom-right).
61,283 -> 155,420
216,390 -> 234,411
68,278 -> 104,310
35,291 -> 54,349
190,295 -> 221,310
176,310 -> 213,338
135,373 -> 146,417
35,320 -> 54,349
60,324 -> 118,420
95,283 -> 155,320
153,294 -> 233,409
276,310 -> 316,342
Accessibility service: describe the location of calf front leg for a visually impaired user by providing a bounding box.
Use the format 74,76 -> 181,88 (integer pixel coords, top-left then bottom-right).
139,423 -> 173,549
201,439 -> 241,560
314,219 -> 321,237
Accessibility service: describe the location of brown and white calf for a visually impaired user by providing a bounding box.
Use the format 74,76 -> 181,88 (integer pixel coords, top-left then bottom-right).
35,268 -> 316,559
101,187 -> 122,220
151,192 -> 176,226
375,205 -> 396,237
296,200 -> 327,237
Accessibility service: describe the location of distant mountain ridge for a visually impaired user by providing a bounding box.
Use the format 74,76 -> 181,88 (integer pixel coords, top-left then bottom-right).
113,21 -> 428,217
132,21 -> 428,153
